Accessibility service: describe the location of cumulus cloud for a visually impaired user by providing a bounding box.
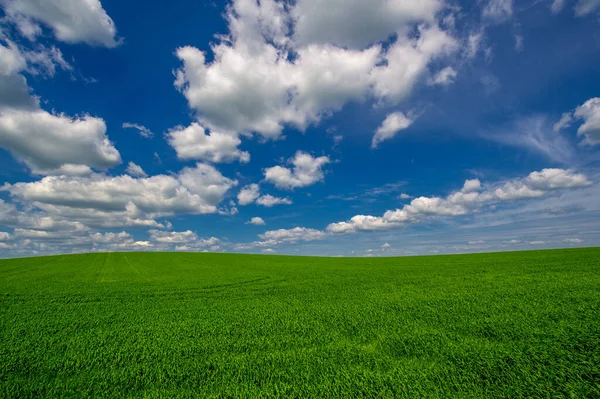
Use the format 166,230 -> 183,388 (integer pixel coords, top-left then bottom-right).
3,163 -> 238,228
237,184 -> 261,205
372,112 -> 413,149
255,194 -> 292,207
91,231 -> 131,244
292,0 -> 441,49
552,98 -> 600,146
237,183 -> 291,206
259,226 -> 326,244
0,107 -> 121,174
264,151 -> 330,189
0,42 -> 27,76
1,0 -> 120,47
122,122 -> 153,138
326,168 -> 591,234
167,122 -> 249,163
247,217 -> 266,225
125,162 -> 147,177
573,98 -> 600,145
173,0 -> 460,141
149,229 -> 198,244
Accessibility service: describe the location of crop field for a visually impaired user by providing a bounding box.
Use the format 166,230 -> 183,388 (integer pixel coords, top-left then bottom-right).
1,248 -> 599,398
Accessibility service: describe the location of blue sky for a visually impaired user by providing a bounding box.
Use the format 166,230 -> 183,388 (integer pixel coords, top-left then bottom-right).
1,0 -> 599,257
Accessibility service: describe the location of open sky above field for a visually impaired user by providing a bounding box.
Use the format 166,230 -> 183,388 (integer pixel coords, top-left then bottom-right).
0,0 -> 599,257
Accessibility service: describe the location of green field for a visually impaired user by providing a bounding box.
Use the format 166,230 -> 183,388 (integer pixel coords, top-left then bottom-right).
1,249 -> 599,398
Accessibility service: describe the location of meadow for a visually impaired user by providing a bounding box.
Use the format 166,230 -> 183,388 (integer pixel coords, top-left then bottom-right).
1,248 -> 599,398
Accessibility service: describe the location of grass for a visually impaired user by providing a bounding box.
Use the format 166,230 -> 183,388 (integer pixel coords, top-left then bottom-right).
1,248 -> 599,398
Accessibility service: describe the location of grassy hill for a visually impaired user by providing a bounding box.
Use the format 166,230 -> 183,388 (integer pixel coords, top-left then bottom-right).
1,249 -> 599,398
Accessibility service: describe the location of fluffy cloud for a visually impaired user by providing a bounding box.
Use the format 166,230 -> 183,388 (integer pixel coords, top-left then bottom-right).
291,0 -> 441,48
125,162 -> 147,177
173,0 -> 460,141
264,151 -> 330,189
370,25 -> 457,104
255,194 -> 292,207
0,42 -> 27,76
552,98 -> 600,146
91,231 -> 131,244
372,112 -> 413,149
167,122 -> 250,163
237,183 -> 292,206
0,108 -> 121,174
246,217 -> 266,225
573,98 -> 600,145
1,0 -> 120,47
237,184 -> 261,205
149,229 -> 198,244
122,122 -> 153,138
3,163 -> 238,228
259,227 -> 326,244
327,168 -> 591,234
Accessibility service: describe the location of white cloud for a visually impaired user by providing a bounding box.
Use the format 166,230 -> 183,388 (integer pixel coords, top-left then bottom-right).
0,108 -> 121,174
398,193 -> 413,199
468,240 -> 484,245
0,231 -> 12,241
237,184 -> 261,205
370,24 -> 458,104
291,0 -> 441,49
0,42 -> 26,76
573,97 -> 600,145
262,248 -> 276,253
173,0 -> 459,141
122,122 -> 153,138
372,112 -> 413,149
529,240 -> 546,245
2,0 -> 120,47
255,194 -> 292,207
575,0 -> 600,16
326,168 -> 592,234
149,229 -> 198,244
3,163 -> 238,228
259,226 -> 326,244
564,237 -> 583,243
462,179 -> 482,193
247,217 -> 266,225
125,162 -> 147,178
428,66 -> 457,86
91,231 -> 131,244
264,151 -> 330,189
167,122 -> 250,163
553,112 -> 573,132
482,0 -> 513,22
